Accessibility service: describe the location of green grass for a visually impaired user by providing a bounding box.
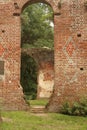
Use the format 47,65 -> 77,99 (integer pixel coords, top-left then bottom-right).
29,99 -> 49,106
1,111 -> 87,130
22,44 -> 36,48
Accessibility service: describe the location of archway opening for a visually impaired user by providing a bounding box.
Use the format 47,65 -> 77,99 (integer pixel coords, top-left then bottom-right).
21,2 -> 54,107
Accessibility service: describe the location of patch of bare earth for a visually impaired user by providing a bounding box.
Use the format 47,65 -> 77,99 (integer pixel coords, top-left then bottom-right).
32,113 -> 48,117
2,117 -> 12,122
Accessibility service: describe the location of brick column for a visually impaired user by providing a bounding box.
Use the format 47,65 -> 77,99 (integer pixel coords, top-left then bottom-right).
47,0 -> 87,112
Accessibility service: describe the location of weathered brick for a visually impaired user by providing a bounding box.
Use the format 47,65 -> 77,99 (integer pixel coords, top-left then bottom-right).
0,0 -> 87,112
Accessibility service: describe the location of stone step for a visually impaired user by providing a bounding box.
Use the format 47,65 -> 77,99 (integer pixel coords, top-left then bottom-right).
30,106 -> 46,113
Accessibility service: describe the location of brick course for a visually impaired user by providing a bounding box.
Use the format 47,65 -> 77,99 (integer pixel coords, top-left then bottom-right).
0,0 -> 87,111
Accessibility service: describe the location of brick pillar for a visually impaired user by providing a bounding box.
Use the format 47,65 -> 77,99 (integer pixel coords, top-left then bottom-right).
0,2 -> 29,110
47,0 -> 87,112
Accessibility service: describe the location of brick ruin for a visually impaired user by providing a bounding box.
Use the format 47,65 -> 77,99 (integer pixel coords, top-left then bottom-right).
0,0 -> 87,111
22,48 -> 54,99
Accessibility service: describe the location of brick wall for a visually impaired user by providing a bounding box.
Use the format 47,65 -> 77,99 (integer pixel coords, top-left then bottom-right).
48,0 -> 87,112
0,0 -> 87,111
37,62 -> 54,99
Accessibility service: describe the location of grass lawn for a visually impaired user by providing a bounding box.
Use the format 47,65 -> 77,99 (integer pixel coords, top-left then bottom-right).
1,111 -> 87,130
29,99 -> 49,106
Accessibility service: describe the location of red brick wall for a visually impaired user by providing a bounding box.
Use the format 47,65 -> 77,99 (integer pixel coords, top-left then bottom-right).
34,50 -> 54,99
0,0 -> 87,111
37,62 -> 54,99
48,0 -> 87,112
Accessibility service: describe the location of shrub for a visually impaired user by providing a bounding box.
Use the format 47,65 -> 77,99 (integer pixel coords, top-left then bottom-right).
61,102 -> 72,115
61,98 -> 87,116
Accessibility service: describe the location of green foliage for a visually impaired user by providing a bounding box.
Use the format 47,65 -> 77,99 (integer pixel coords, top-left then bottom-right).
61,98 -> 87,116
21,3 -> 54,48
20,53 -> 37,99
61,102 -> 72,115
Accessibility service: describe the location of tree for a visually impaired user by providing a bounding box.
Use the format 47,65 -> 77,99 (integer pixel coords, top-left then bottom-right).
21,3 -> 54,48
21,53 -> 37,99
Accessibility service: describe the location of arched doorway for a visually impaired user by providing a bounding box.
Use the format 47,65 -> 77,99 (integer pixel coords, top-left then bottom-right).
21,2 -> 54,107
